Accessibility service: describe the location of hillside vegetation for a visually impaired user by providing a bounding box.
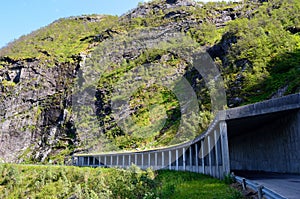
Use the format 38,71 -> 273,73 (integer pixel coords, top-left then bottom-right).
0,0 -> 299,163
0,164 -> 243,199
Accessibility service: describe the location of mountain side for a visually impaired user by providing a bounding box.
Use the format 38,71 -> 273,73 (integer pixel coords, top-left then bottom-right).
0,0 -> 299,163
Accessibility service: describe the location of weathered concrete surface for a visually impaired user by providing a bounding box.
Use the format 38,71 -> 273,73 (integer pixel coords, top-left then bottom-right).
226,93 -> 300,120
227,94 -> 300,173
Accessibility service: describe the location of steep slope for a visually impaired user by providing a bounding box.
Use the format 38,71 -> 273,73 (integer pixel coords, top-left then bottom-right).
0,0 -> 299,163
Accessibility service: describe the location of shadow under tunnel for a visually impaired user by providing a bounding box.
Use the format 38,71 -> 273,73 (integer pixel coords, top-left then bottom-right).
227,109 -> 300,174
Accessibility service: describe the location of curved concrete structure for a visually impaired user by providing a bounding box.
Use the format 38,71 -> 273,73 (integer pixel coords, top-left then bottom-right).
73,94 -> 300,181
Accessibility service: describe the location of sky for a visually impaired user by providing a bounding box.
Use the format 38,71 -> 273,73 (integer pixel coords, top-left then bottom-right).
0,0 -> 146,48
0,0 -> 220,49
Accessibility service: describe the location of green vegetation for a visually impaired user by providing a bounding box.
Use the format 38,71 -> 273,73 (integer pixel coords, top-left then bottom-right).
0,15 -> 118,63
224,0 -> 300,103
0,0 -> 299,158
0,164 -> 242,199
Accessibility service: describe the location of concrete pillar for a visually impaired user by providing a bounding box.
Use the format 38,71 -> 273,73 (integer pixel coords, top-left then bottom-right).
183,147 -> 186,171
87,156 -> 90,166
104,156 -> 107,166
116,155 -> 119,166
110,156 -> 113,166
135,154 -> 137,165
214,130 -> 219,178
93,157 -> 95,166
129,154 -> 131,166
195,143 -> 199,173
99,156 -> 101,166
155,152 -> 158,169
122,155 -> 125,168
142,154 -> 144,169
162,151 -> 165,168
148,153 -> 151,168
220,121 -> 230,175
169,151 -> 172,170
176,149 -> 179,171
201,139 -> 205,174
208,135 -> 212,176
189,146 -> 192,171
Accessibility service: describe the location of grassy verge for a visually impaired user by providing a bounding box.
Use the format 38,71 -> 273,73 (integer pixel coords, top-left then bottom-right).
0,164 -> 243,199
156,170 -> 243,199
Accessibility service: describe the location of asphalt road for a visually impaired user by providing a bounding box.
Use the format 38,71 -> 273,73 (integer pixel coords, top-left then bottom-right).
234,171 -> 300,199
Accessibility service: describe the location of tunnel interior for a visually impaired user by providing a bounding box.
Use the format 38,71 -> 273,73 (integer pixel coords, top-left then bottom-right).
227,109 -> 300,174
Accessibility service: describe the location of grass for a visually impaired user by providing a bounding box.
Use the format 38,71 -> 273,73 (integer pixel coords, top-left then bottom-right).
156,170 -> 243,199
0,164 -> 243,199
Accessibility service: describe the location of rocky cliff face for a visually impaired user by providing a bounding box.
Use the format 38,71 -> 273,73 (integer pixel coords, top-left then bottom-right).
0,0 -> 299,163
0,58 -> 77,163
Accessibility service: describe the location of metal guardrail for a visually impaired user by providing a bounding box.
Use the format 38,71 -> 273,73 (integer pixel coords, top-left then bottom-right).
234,175 -> 288,199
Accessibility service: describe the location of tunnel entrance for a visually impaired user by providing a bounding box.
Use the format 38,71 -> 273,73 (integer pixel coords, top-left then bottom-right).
227,109 -> 300,174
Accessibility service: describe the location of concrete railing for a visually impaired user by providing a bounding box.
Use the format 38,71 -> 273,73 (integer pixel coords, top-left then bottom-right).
73,114 -> 230,179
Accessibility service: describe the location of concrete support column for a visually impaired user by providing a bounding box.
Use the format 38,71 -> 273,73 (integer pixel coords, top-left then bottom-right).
87,156 -> 90,166
122,155 -> 125,168
195,143 -> 199,173
116,155 -> 119,166
99,156 -> 101,166
176,149 -> 179,171
220,121 -> 230,175
110,156 -> 113,166
208,135 -> 212,175
104,156 -> 107,166
189,146 -> 192,171
135,154 -> 137,165
214,130 -> 219,178
162,152 -> 165,168
169,151 -> 172,170
148,153 -> 151,168
93,157 -> 95,166
183,147 -> 186,171
201,139 -> 205,174
155,152 -> 158,169
142,154 -> 144,169
129,155 -> 131,166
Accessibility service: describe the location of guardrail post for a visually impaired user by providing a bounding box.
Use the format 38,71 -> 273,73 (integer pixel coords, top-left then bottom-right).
242,178 -> 246,190
258,185 -> 263,199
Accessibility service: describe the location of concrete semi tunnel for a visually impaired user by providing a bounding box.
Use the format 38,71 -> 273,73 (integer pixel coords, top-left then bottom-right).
227,108 -> 300,174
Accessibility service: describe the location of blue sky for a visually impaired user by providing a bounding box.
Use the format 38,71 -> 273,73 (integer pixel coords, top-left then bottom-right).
0,0 -> 146,48
0,0 -> 221,49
